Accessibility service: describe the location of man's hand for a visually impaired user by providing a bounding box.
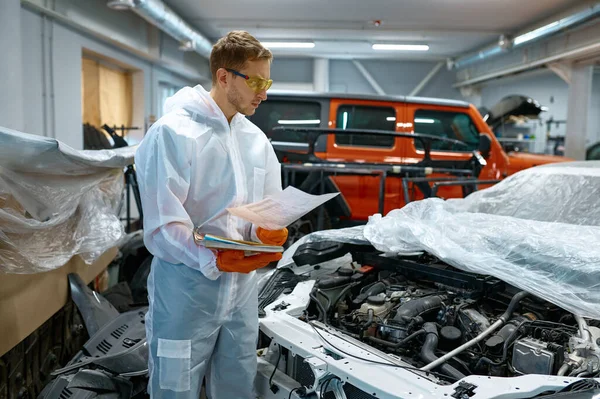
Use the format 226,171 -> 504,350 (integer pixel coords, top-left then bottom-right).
256,227 -> 288,246
216,250 -> 282,273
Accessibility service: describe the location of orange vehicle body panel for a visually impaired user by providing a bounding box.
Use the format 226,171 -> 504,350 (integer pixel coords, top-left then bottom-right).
310,97 -> 570,221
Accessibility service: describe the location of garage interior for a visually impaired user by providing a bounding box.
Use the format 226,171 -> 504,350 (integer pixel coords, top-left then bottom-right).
1,1 -> 600,399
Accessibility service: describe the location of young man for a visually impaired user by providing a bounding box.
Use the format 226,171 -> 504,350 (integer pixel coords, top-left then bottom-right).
135,31 -> 288,398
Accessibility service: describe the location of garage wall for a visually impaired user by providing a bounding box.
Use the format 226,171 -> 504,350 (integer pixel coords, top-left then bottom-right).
330,60 -> 460,99
269,57 -> 460,99
20,1 -> 210,149
270,58 -> 314,83
480,69 -> 600,147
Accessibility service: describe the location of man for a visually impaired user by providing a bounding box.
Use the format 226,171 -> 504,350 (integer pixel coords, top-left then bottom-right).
135,31 -> 288,399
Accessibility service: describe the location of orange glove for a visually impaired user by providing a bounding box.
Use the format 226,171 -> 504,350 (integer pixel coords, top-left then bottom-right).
256,227 -> 289,246
216,250 -> 282,273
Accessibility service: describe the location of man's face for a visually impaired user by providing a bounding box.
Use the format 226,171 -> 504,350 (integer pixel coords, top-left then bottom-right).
226,59 -> 270,116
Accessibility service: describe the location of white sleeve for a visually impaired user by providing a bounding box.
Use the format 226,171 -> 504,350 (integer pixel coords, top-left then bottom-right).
135,125 -> 221,280
251,143 -> 283,241
264,144 -> 283,198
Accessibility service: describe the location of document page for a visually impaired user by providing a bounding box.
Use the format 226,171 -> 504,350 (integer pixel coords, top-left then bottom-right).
227,186 -> 339,230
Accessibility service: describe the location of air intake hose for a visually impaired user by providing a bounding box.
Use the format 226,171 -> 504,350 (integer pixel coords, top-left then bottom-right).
420,323 -> 466,381
393,295 -> 446,324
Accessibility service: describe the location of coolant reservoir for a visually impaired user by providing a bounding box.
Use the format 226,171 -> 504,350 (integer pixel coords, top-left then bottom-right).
358,295 -> 392,317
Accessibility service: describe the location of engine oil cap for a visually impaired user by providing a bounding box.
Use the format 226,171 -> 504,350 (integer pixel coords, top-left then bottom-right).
440,326 -> 462,342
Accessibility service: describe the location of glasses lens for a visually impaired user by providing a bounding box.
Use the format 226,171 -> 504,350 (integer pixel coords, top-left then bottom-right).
246,77 -> 273,92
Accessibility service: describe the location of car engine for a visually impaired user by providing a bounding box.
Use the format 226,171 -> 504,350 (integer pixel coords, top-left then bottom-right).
289,247 -> 600,384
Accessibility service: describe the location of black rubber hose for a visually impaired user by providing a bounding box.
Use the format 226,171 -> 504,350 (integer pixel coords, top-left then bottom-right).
420,323 -> 466,380
367,329 -> 426,349
500,291 -> 529,322
362,309 -> 375,330
393,295 -> 446,324
310,291 -> 328,325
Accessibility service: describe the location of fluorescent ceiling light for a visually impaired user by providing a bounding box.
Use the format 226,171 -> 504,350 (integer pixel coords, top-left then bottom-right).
278,119 -> 320,125
107,0 -> 134,10
261,42 -> 315,49
415,118 -> 435,124
372,44 -> 429,51
386,117 -> 396,121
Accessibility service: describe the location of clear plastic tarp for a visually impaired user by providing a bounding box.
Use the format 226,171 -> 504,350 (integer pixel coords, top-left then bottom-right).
285,162 -> 600,319
0,127 -> 136,273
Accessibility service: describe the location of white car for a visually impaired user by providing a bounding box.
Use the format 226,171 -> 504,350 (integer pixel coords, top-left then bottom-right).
255,161 -> 600,399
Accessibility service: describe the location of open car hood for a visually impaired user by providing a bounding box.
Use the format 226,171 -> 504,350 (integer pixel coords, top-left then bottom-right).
481,95 -> 545,130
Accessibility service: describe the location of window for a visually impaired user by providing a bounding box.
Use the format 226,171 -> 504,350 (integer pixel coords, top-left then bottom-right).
335,105 -> 396,148
413,109 -> 480,152
158,83 -> 180,118
251,100 -> 321,142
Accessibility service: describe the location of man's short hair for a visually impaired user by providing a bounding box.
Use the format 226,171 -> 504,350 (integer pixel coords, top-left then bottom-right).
210,31 -> 273,85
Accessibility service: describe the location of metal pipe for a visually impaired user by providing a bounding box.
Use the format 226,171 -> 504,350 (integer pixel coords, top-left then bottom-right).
420,323 -> 466,380
421,319 -> 504,372
452,4 -> 600,70
21,0 -> 205,80
512,4 -> 600,48
454,41 -> 600,88
117,0 -> 213,57
452,43 -> 504,70
558,363 -> 570,376
421,291 -> 528,372
575,314 -> 593,344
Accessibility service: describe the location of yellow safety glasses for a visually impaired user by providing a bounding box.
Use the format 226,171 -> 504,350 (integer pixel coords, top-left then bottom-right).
226,68 -> 273,93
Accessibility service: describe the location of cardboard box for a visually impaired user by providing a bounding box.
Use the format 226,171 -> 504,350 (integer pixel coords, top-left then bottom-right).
0,248 -> 117,357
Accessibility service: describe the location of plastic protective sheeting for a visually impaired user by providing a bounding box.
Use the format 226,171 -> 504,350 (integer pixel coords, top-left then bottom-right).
278,226 -> 368,277
0,127 -> 136,273
446,161 -> 600,226
362,161 -> 600,319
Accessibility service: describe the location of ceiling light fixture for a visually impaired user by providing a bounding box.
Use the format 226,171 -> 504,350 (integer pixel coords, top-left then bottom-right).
106,0 -> 134,10
261,42 -> 315,49
372,44 -> 429,51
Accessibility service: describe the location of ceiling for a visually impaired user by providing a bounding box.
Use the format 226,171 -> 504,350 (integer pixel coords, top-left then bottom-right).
164,0 -> 590,60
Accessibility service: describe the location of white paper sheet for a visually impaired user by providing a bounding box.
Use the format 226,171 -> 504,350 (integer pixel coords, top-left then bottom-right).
227,186 -> 339,230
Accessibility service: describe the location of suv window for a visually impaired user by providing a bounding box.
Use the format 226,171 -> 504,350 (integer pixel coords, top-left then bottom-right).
335,105 -> 396,148
413,109 -> 479,152
250,100 -> 321,142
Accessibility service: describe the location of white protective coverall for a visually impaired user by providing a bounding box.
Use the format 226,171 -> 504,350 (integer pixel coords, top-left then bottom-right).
135,85 -> 281,398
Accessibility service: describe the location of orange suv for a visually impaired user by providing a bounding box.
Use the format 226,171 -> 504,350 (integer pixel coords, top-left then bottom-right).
249,92 -> 569,225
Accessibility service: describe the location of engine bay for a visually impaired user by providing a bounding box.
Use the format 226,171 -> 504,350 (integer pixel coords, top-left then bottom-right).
283,243 -> 600,384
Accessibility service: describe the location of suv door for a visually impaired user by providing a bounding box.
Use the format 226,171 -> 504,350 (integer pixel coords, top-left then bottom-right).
404,103 -> 502,200
326,99 -> 406,220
